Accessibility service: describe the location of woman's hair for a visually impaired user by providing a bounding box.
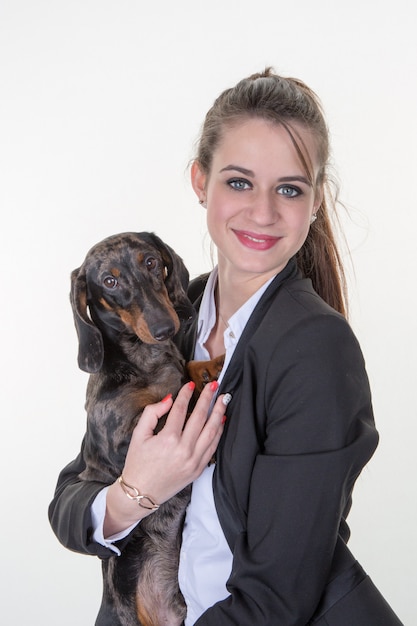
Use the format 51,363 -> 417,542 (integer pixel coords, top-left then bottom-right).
195,68 -> 348,317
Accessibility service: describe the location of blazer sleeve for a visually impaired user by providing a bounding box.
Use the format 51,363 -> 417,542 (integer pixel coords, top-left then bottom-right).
48,439 -> 123,558
197,312 -> 379,625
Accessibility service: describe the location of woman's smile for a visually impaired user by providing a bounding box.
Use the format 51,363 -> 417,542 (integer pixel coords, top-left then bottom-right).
232,229 -> 281,251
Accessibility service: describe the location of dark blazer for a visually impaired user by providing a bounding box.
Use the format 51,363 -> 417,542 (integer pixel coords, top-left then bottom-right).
49,258 -> 402,625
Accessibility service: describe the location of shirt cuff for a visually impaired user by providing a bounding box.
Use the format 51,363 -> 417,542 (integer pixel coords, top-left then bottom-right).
91,486 -> 139,556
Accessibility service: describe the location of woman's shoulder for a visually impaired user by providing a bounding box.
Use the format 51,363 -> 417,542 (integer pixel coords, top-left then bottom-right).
282,275 -> 344,318
256,274 -> 359,359
264,273 -> 347,331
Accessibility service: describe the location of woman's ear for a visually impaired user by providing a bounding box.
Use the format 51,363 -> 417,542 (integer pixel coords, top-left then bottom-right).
191,160 -> 207,203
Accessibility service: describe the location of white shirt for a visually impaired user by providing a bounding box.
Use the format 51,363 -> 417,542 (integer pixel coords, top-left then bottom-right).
91,267 -> 274,622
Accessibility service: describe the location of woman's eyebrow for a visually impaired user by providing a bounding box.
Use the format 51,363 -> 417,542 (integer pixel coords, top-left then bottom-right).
219,165 -> 255,176
277,175 -> 312,187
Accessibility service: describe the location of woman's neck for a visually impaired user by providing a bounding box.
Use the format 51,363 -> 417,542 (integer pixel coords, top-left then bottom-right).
205,263 -> 276,359
215,265 -> 274,321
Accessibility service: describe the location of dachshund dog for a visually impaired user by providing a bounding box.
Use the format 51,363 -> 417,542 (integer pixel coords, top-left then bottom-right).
71,232 -> 224,626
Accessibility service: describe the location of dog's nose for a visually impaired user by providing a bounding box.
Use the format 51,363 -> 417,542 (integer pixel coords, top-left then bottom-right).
151,321 -> 176,342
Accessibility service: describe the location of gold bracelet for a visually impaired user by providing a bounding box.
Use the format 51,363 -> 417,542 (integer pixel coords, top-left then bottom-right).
118,475 -> 160,511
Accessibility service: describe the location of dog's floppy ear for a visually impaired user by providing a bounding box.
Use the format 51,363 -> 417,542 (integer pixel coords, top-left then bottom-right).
70,267 -> 104,373
145,233 -> 195,322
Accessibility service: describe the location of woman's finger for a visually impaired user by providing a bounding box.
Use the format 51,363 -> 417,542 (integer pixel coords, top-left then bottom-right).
161,381 -> 202,434
187,392 -> 228,466
181,380 -> 220,440
132,393 -> 173,441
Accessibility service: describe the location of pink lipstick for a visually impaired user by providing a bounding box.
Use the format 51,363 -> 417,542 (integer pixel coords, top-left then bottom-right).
233,230 -> 280,251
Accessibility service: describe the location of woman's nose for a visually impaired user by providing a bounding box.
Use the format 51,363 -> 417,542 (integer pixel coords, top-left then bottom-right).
248,190 -> 278,224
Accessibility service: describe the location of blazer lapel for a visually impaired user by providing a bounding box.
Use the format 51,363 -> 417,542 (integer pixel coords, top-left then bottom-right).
217,257 -> 299,397
213,258 -> 300,549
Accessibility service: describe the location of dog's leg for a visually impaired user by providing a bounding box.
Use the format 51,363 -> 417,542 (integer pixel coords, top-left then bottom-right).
135,490 -> 190,626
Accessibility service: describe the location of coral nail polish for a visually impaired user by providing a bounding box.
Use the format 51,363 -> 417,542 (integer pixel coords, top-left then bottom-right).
210,380 -> 219,392
161,393 -> 172,403
188,381 -> 196,391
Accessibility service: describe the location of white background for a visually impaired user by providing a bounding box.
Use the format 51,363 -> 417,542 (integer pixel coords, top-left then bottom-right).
1,1 -> 416,624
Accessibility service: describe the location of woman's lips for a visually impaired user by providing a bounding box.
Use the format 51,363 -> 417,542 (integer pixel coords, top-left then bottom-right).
233,230 -> 280,251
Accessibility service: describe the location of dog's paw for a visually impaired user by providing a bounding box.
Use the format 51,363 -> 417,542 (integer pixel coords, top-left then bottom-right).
186,354 -> 225,394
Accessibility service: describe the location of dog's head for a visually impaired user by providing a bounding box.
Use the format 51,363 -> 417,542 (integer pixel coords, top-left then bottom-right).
70,232 -> 195,373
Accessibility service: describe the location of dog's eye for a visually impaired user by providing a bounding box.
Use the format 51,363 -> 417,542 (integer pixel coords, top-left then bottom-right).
145,256 -> 157,271
103,276 -> 118,289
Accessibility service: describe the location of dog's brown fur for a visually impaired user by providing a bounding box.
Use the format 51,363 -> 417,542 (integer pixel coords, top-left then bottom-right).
71,232 -> 224,626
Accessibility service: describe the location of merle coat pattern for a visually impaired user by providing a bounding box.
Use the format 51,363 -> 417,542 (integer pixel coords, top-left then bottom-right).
71,232 -> 223,626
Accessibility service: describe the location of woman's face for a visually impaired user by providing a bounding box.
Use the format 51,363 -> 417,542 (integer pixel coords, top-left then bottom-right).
192,117 -> 322,287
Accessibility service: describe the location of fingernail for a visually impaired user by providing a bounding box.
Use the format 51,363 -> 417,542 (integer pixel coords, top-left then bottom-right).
210,380 -> 219,392
221,415 -> 227,425
188,381 -> 196,391
161,393 -> 172,403
222,393 -> 232,406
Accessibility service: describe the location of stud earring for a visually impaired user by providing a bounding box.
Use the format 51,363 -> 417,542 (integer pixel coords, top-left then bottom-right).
310,213 -> 317,224
199,199 -> 207,207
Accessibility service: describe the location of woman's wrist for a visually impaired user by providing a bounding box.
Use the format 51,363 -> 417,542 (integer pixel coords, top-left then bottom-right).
103,476 -> 155,538
118,475 -> 160,511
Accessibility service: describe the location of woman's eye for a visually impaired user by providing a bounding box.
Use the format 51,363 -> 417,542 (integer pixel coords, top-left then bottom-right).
103,276 -> 118,289
278,185 -> 301,198
145,256 -> 157,270
228,178 -> 251,191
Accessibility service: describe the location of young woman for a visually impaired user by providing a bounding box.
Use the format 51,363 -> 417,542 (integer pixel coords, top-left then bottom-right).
49,69 -> 402,625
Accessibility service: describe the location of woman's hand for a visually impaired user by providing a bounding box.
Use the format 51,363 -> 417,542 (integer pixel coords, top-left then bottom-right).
104,381 -> 226,537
